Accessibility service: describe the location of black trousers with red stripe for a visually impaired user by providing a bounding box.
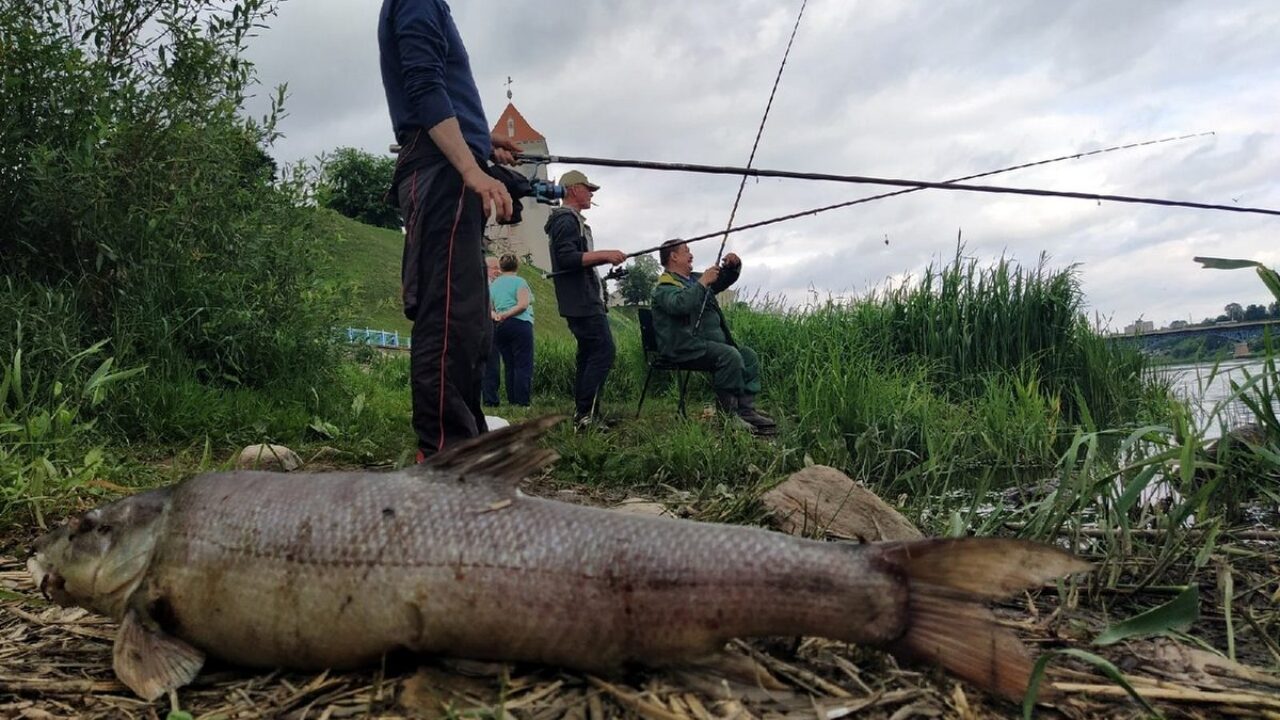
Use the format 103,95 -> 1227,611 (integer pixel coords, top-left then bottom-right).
397,159 -> 491,457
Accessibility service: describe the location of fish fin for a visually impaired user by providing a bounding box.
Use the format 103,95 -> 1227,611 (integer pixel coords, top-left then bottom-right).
420,415 -> 565,489
881,537 -> 1090,599
883,538 -> 1090,701
113,607 -> 204,701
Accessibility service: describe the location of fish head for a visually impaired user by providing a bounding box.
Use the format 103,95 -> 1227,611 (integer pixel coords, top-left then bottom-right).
28,488 -> 171,619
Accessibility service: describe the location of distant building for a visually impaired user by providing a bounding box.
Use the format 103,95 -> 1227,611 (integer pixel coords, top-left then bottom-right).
485,103 -> 552,271
1123,319 -> 1155,335
606,287 -> 626,308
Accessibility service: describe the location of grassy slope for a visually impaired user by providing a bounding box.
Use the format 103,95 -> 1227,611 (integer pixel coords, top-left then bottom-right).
314,208 -> 411,335
316,208 -> 636,344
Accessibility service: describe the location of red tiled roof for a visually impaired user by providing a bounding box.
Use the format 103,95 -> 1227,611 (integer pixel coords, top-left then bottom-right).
492,103 -> 545,143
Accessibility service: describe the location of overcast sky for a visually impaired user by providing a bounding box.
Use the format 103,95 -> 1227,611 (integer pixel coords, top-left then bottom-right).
243,0 -> 1280,329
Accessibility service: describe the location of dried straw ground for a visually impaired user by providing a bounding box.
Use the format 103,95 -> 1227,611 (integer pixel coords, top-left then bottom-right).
3,479 -> 1278,719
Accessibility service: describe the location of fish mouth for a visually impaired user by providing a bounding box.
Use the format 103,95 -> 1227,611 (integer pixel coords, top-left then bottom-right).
26,555 -> 68,605
26,555 -> 46,593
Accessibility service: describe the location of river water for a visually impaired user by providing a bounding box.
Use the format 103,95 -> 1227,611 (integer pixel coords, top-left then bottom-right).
1155,359 -> 1275,440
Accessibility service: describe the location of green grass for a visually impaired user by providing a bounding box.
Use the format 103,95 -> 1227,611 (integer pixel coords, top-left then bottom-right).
314,208 -> 412,335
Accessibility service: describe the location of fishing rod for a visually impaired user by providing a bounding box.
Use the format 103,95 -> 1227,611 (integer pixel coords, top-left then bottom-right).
539,130 -> 1222,278
692,0 -> 807,332
523,149 -> 1278,219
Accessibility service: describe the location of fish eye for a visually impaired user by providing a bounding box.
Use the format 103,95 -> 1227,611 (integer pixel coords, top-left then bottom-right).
73,512 -> 102,533
96,524 -> 112,535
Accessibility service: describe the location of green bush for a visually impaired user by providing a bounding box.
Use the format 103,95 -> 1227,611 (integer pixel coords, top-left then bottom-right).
0,1 -> 345,399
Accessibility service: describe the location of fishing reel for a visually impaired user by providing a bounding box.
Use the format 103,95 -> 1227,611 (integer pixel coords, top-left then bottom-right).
484,167 -> 567,225
482,167 -> 551,224
603,266 -> 629,282
529,178 -> 565,205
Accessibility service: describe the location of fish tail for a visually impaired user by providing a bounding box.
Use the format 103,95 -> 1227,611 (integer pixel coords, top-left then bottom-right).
880,538 -> 1090,700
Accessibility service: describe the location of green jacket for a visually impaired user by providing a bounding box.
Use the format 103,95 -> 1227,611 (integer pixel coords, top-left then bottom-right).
650,264 -> 740,362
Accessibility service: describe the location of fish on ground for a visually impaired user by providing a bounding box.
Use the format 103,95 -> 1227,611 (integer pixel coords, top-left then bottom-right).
27,416 -> 1088,702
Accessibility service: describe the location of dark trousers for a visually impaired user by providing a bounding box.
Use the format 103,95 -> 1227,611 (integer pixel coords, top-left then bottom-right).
482,318 -> 534,406
398,161 -> 491,457
566,314 -> 615,417
483,324 -> 502,406
675,342 -> 761,396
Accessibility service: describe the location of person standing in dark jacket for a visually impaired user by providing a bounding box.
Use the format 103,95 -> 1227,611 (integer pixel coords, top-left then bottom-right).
544,170 -> 627,427
378,0 -> 521,460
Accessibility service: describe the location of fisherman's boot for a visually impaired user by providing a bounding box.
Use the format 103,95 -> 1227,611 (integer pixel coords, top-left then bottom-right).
715,391 -> 758,434
737,394 -> 777,433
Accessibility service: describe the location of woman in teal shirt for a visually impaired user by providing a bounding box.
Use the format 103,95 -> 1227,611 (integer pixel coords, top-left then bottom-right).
482,253 -> 534,406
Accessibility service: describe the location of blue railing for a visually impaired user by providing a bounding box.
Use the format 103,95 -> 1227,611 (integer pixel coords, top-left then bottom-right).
346,327 -> 410,349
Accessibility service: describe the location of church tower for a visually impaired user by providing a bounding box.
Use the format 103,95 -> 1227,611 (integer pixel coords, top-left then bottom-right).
487,99 -> 552,271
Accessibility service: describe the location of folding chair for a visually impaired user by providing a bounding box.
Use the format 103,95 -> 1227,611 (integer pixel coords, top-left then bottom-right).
636,307 -> 696,417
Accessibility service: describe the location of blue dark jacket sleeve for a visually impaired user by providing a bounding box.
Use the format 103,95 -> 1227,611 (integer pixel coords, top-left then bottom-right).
392,2 -> 455,131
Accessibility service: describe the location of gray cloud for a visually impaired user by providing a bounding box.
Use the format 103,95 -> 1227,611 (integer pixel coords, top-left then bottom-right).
244,0 -> 1280,328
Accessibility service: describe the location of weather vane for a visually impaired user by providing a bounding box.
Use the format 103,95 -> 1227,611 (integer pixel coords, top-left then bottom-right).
505,76 -> 513,100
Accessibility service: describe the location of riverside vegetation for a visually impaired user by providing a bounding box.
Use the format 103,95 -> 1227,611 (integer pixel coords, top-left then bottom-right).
2,2 -> 1278,716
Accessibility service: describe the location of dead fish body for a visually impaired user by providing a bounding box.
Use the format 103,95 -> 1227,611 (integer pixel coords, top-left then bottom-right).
28,418 -> 1087,701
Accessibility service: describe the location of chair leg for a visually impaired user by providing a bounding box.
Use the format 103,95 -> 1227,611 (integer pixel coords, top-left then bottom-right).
677,370 -> 691,417
637,366 -> 656,418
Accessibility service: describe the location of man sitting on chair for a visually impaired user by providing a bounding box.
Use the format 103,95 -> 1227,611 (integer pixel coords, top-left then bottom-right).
650,240 -> 776,435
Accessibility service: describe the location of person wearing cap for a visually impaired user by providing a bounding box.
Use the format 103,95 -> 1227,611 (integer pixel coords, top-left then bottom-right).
378,0 -> 522,460
544,170 -> 627,427
651,240 -> 777,435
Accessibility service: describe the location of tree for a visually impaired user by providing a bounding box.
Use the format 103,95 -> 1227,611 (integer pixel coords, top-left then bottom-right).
1270,302 -> 1280,319
618,255 -> 661,305
1224,302 -> 1244,321
1243,303 -> 1268,321
314,147 -> 400,229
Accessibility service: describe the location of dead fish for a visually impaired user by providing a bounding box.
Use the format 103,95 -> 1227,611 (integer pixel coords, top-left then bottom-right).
28,416 -> 1087,702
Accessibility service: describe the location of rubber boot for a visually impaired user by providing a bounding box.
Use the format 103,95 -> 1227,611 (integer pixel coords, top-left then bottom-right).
738,394 -> 777,429
715,391 -> 758,434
